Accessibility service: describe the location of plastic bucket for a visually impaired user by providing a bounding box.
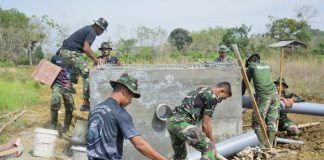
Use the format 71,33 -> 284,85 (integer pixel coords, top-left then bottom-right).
33,128 -> 58,158
71,145 -> 87,160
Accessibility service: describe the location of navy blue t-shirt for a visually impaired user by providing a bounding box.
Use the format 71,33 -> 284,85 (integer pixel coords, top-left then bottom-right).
62,25 -> 96,53
87,98 -> 140,160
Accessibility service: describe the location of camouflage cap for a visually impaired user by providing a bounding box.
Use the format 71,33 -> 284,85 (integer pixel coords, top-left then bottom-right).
109,73 -> 141,98
218,45 -> 229,53
245,53 -> 260,67
93,17 -> 108,31
274,77 -> 289,88
99,42 -> 112,50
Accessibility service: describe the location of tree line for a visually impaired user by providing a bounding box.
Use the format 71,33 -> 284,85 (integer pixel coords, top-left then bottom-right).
0,4 -> 323,66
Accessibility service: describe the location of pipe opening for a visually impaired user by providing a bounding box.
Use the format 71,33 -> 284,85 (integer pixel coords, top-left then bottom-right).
155,103 -> 172,122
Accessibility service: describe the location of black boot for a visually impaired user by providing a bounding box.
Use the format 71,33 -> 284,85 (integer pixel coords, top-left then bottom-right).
63,112 -> 73,133
50,110 -> 58,130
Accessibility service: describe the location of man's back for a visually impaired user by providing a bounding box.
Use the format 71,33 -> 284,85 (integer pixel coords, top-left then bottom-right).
87,98 -> 139,160
248,61 -> 276,96
172,87 -> 218,124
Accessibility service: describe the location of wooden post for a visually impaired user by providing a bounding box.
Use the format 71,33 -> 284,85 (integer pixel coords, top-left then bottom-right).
231,44 -> 271,148
278,48 -> 284,101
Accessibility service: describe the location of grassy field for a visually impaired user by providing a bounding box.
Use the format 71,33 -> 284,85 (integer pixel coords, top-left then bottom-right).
0,66 -> 41,112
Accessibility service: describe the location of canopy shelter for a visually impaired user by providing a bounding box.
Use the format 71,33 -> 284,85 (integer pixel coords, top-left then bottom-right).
269,40 -> 307,53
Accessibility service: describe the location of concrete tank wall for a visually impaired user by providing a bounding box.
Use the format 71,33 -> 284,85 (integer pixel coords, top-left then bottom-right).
89,64 -> 242,159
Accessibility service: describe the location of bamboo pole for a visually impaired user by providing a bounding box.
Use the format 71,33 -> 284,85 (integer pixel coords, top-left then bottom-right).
231,44 -> 271,148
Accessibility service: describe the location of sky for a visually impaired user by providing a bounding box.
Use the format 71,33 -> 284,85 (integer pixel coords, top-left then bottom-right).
1,0 -> 324,51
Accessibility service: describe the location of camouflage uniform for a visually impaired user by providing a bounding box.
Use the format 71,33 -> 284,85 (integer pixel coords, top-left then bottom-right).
273,78 -> 305,136
50,54 -> 75,132
97,42 -> 120,65
167,87 -> 219,160
215,45 -> 233,63
60,50 -> 90,99
242,54 -> 280,148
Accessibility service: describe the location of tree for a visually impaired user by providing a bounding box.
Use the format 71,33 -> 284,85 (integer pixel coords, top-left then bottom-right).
266,16 -> 312,43
222,24 -> 251,52
116,38 -> 137,54
168,28 -> 193,52
190,27 -> 227,53
294,3 -> 318,23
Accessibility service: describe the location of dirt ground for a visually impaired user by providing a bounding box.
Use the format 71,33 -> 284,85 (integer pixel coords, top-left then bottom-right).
1,81 -> 324,159
242,96 -> 324,160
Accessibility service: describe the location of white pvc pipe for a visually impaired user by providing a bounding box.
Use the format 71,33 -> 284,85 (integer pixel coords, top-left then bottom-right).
242,95 -> 324,116
186,131 -> 304,160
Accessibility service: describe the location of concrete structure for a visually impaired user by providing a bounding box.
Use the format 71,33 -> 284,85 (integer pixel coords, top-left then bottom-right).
90,63 -> 242,159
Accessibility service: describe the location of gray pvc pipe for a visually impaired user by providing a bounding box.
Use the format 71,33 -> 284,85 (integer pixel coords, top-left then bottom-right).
186,131 -> 304,160
242,95 -> 324,116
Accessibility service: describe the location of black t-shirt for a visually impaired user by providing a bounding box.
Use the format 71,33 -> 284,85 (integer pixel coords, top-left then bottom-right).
62,25 -> 96,53
87,98 -> 140,160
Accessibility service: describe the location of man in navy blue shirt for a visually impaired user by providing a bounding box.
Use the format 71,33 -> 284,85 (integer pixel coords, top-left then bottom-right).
87,73 -> 166,160
60,17 -> 108,111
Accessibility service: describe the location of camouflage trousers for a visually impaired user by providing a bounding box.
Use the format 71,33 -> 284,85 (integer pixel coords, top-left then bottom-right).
51,84 -> 75,113
278,112 -> 300,136
60,49 -> 90,99
167,115 -> 218,160
252,93 -> 280,132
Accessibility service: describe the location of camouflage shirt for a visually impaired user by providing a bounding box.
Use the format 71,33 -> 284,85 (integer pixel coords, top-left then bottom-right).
282,91 -> 305,103
172,87 -> 218,125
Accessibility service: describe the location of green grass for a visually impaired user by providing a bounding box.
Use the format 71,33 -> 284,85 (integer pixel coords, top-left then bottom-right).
0,66 -> 40,112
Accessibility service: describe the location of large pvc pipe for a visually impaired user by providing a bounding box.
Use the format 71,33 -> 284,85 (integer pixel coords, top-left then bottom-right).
186,131 -> 304,160
242,95 -> 324,116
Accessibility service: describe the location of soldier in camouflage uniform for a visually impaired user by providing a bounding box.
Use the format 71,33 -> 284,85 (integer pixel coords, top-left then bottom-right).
242,53 -> 279,148
215,45 -> 232,63
97,42 -> 121,65
274,78 -> 305,136
50,50 -> 76,133
60,18 -> 108,111
167,82 -> 232,160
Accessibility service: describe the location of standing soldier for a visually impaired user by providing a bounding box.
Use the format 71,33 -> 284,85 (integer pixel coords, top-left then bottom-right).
50,50 -> 76,133
97,42 -> 121,65
242,53 -> 279,148
60,17 -> 108,111
274,78 -> 305,136
167,82 -> 232,160
215,45 -> 232,63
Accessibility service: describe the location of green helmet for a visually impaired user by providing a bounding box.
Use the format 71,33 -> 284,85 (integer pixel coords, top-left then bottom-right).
99,42 -> 112,50
218,45 -> 229,53
109,73 -> 141,98
94,17 -> 108,31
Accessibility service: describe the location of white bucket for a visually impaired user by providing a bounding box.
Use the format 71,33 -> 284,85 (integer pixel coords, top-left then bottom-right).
71,145 -> 87,160
33,128 -> 58,158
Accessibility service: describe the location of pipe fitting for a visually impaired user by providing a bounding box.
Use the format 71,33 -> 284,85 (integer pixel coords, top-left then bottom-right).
155,103 -> 172,122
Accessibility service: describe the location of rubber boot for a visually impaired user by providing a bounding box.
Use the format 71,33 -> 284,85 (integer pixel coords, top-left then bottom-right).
268,131 -> 276,148
63,112 -> 73,133
255,130 -> 266,148
50,110 -> 58,130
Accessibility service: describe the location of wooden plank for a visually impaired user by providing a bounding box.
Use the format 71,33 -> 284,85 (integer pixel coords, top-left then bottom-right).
31,59 -> 62,86
232,44 -> 271,148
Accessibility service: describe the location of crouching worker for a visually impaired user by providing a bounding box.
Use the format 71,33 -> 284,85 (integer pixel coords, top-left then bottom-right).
87,73 -> 166,160
274,78 -> 305,136
50,49 -> 76,133
167,82 -> 232,160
